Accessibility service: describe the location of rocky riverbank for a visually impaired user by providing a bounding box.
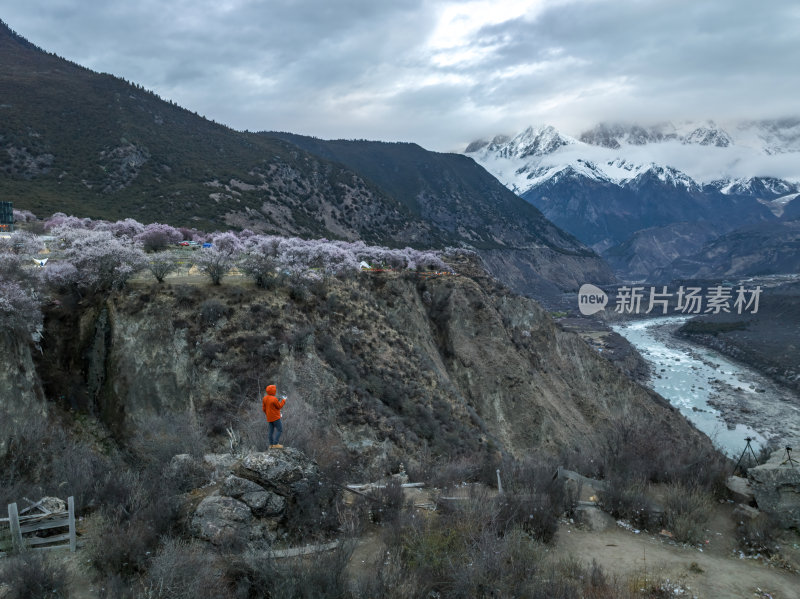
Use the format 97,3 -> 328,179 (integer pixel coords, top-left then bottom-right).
675,279 -> 800,395
644,319 -> 800,448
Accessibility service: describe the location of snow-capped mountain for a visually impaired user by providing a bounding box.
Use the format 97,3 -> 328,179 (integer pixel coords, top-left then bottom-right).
465,120 -> 800,280
467,120 -> 800,198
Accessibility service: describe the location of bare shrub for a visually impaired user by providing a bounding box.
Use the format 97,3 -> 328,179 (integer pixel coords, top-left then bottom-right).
282,478 -> 341,542
737,512 -> 779,556
367,479 -> 406,524
0,551 -> 70,599
0,409 -> 50,500
47,437 -> 112,514
199,299 -> 230,325
173,285 -> 199,306
661,483 -> 714,544
428,455 -> 481,489
228,541 -> 356,599
0,279 -> 42,339
490,457 -> 566,542
446,526 -> 548,598
141,538 -> 230,599
400,514 -> 475,593
87,468 -> 179,577
97,574 -> 136,599
236,399 -> 272,453
494,490 -> 561,542
600,475 -> 652,530
602,415 -> 729,495
351,545 -> 423,599
128,412 -> 209,470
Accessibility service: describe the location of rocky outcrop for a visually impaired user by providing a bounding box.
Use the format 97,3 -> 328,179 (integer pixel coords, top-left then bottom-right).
192,495 -> 257,546
748,448 -> 800,529
235,449 -> 321,497
0,333 -> 45,459
183,449 -> 333,549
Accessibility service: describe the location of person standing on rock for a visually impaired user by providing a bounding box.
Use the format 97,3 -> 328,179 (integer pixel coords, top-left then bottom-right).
262,384 -> 287,449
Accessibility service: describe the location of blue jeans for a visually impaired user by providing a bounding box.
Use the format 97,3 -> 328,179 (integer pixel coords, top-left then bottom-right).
268,419 -> 283,445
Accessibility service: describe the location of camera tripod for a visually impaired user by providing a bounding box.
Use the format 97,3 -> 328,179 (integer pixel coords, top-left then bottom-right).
780,446 -> 797,468
733,437 -> 760,475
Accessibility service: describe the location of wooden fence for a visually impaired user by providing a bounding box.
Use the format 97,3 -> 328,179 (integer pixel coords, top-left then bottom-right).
0,497 -> 76,557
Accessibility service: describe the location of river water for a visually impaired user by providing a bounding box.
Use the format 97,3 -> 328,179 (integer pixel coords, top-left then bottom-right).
611,316 -> 800,457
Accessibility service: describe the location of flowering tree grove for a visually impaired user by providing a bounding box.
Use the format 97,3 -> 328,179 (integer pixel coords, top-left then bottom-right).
54,227 -> 147,292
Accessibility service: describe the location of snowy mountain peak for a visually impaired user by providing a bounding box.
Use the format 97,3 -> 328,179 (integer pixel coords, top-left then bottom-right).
467,125 -> 576,160
578,120 -> 737,149
465,119 -> 800,198
634,163 -> 699,190
683,123 -> 733,147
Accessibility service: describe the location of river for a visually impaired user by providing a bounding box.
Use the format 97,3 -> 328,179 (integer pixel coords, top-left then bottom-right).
611,316 -> 800,457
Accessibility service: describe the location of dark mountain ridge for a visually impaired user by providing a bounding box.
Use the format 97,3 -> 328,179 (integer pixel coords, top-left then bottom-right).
0,20 -> 612,294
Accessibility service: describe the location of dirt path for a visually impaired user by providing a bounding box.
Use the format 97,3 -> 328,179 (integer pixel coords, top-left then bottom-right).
556,519 -> 800,599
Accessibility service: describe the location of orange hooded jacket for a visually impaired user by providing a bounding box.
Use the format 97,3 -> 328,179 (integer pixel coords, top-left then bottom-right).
262,384 -> 285,423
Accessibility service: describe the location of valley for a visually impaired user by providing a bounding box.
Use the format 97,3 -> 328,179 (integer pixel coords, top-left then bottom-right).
2,13 -> 800,598
611,316 -> 800,455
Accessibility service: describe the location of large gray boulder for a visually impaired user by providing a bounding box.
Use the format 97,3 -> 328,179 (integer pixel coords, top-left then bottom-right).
221,474 -> 266,497
747,447 -> 800,529
240,490 -> 286,517
221,474 -> 286,517
186,448 -> 334,549
235,448 -> 321,496
191,495 -> 253,546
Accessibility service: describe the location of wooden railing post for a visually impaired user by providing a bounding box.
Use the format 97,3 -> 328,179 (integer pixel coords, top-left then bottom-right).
67,496 -> 76,553
7,503 -> 23,552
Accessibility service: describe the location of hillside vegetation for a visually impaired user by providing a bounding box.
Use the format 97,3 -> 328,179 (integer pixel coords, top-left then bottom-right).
0,218 -> 762,597
0,20 -> 613,296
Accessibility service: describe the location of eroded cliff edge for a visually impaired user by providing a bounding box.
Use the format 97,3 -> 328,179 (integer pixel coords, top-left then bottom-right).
3,260 -> 707,469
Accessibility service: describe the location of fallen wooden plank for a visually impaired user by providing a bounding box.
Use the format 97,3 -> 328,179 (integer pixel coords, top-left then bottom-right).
18,511 -> 67,523
8,503 -> 22,553
19,498 -> 51,516
346,482 -> 425,490
30,543 -> 73,553
19,517 -> 70,535
269,540 -> 340,558
26,533 -> 71,546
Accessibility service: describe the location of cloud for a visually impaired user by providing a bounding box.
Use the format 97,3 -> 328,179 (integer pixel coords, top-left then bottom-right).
4,0 -> 799,151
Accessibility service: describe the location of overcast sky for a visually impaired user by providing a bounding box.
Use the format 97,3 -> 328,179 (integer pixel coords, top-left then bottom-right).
4,0 -> 799,152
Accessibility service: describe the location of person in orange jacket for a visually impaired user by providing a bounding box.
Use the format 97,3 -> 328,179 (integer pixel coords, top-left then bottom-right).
262,384 -> 286,448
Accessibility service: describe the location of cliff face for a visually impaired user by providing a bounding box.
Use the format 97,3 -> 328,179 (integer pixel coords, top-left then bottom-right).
3,261 -> 705,468
0,334 -> 45,458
